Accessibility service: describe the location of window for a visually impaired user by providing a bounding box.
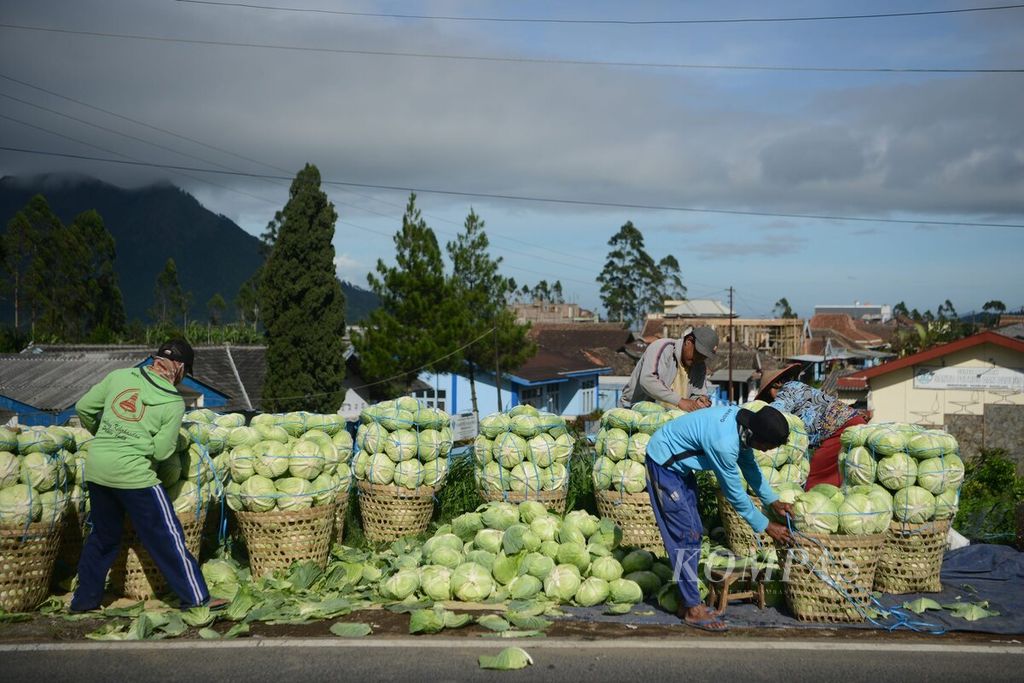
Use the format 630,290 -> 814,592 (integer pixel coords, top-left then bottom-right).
520,387 -> 543,408
580,378 -> 596,414
412,388 -> 447,412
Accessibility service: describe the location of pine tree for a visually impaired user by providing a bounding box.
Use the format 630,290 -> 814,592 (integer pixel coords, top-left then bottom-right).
71,210 -> 127,341
151,258 -> 188,328
207,293 -> 227,325
355,193 -> 463,396
596,222 -> 657,327
446,209 -> 534,414
261,164 -> 347,412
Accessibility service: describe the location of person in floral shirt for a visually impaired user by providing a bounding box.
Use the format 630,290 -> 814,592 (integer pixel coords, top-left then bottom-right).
756,363 -> 867,489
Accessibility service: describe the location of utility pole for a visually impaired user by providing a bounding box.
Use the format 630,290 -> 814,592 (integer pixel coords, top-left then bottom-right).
494,327 -> 503,411
728,286 -> 734,403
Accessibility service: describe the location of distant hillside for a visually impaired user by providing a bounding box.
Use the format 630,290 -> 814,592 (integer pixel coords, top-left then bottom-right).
0,174 -> 377,325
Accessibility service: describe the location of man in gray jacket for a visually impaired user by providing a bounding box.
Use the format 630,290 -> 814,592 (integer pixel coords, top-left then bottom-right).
619,326 -> 719,412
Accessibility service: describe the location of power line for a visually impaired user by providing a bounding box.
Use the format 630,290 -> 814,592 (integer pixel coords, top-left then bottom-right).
1,23 -> 1019,74
3,146 -> 1023,229
175,1 -> 1024,26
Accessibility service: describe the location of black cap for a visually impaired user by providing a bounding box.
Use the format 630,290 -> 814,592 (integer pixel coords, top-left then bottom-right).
737,406 -> 789,449
156,338 -> 194,375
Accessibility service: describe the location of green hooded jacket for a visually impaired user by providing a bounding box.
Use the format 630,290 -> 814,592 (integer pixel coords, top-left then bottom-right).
75,366 -> 186,489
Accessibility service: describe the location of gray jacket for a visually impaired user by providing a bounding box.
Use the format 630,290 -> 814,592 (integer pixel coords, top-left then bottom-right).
619,330 -> 712,408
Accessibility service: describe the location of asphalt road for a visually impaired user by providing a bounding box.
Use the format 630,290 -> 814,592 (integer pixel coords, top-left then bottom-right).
3,638 -> 1023,682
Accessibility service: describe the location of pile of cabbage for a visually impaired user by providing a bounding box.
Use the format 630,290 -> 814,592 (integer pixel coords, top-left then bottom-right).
352,398 -> 453,491
473,404 -> 574,495
0,424 -> 89,527
197,410 -> 353,514
591,403 -> 684,494
742,400 -> 810,501
839,423 -> 963,525
789,483 -> 893,535
375,500 -> 685,611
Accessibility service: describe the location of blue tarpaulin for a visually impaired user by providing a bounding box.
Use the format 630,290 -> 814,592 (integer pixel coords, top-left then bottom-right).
560,544 -> 1024,634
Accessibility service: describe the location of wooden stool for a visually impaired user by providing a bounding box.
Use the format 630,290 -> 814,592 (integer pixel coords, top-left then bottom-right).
706,566 -> 767,612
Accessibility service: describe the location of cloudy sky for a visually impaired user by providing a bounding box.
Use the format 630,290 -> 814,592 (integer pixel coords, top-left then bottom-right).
1,0 -> 1022,318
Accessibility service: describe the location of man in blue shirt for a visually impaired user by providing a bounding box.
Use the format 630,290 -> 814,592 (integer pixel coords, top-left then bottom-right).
646,404 -> 793,632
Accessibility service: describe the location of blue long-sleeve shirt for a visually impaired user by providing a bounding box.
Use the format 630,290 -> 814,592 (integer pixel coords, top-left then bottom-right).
646,405 -> 778,533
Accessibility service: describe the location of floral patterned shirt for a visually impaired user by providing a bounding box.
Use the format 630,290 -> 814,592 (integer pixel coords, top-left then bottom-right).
769,381 -> 857,447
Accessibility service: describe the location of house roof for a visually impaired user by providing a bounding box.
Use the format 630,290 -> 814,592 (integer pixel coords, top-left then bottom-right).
808,314 -> 885,347
996,323 -> 1024,341
18,344 -> 267,412
0,353 -> 150,412
837,331 -> 1024,390
639,318 -> 665,343
510,323 -> 632,384
664,299 -> 732,318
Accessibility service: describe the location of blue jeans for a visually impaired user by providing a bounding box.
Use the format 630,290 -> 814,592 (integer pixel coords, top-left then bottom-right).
645,459 -> 703,608
71,483 -> 209,611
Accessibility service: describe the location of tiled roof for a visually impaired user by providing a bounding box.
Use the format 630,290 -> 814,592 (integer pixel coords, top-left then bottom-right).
639,318 -> 665,343
511,323 -> 634,383
0,353 -> 150,411
809,314 -> 885,347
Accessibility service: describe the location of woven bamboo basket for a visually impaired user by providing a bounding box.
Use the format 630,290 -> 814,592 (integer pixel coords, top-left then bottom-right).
595,489 -> 664,556
57,505 -> 89,570
109,508 -> 207,600
235,503 -> 336,578
0,521 -> 63,612
775,532 -> 886,623
356,480 -> 436,543
716,490 -> 772,557
477,487 -> 567,515
873,519 -> 950,594
333,488 -> 350,545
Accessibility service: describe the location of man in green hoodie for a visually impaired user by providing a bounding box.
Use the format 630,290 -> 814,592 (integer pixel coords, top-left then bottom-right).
70,339 -> 212,612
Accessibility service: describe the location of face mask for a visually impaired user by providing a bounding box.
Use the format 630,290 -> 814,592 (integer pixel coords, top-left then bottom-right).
737,424 -> 754,448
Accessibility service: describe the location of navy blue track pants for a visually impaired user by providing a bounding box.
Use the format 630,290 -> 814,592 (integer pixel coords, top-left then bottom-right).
71,482 -> 209,611
645,459 -> 704,608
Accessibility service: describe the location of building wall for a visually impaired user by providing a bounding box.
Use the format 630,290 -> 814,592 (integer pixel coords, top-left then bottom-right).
867,343 -> 1024,424
416,370 -> 601,417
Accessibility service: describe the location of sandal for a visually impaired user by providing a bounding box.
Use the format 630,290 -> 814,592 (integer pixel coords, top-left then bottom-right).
684,615 -> 729,632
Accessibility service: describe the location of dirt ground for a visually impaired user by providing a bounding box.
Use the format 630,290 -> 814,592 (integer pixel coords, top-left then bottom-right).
1,605 -> 1018,644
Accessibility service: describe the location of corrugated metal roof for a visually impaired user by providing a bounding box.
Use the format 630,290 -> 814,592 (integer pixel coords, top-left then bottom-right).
664,299 -> 732,318
0,353 -> 149,410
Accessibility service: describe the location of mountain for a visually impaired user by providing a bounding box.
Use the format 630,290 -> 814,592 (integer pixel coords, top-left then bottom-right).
0,174 -> 377,325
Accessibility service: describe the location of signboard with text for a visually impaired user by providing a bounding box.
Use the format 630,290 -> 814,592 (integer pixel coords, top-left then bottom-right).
913,366 -> 1024,391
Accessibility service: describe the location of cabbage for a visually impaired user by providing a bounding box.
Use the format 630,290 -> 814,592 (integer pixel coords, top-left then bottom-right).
516,501 -> 546,524
332,429 -> 354,458
206,427 -> 229,455
465,550 -> 495,570
239,474 -> 277,512
907,433 -> 944,460
168,479 -> 202,516
602,408 -> 638,432
367,453 -> 396,485
876,453 -> 917,491
810,484 -> 845,507
452,512 -> 484,542
777,463 -> 805,485
493,433 -> 529,469
588,518 -> 622,551
379,408 -> 415,433
430,546 -> 464,569
0,483 -> 42,525
480,413 -> 512,439
868,428 -> 907,456
227,427 -> 260,449
933,489 -> 959,520
492,553 -> 522,585
544,564 -> 582,602
592,457 -> 615,490
383,429 -> 418,463
288,440 -> 324,480
608,577 -> 644,604
254,422 -> 290,444
621,549 -> 654,574
537,411 -> 568,437
915,455 -> 965,494
476,461 -> 506,492
310,473 -> 337,506
603,428 -> 629,462
395,396 -> 421,414
474,528 -> 505,555
627,433 -> 650,463
186,408 -> 216,423
624,570 -> 661,598
556,542 -> 591,573
521,552 -> 555,580
360,423 -> 389,454
774,482 -> 803,505
539,540 -> 560,559
383,569 -> 420,600
275,477 -> 313,511
415,430 -> 444,462
510,415 -> 541,440
253,441 -> 290,479
481,502 -> 520,530
421,459 -> 447,487
551,434 -> 574,465
837,493 -> 885,535
506,462 -> 541,493
508,574 -> 543,600
840,425 -> 868,449
526,433 -> 556,468
351,451 -> 371,480
503,524 -> 541,554
157,451 -> 184,487
0,428 -> 17,452
631,401 -> 665,416
450,562 -> 495,601
612,460 -> 647,493
394,459 -> 425,489
792,491 -> 839,534
589,555 -> 624,582
530,515 -> 561,542
20,452 -> 62,491
755,447 -> 787,469
18,428 -> 59,455
893,486 -> 936,524
842,446 -> 876,486
575,577 -> 611,606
